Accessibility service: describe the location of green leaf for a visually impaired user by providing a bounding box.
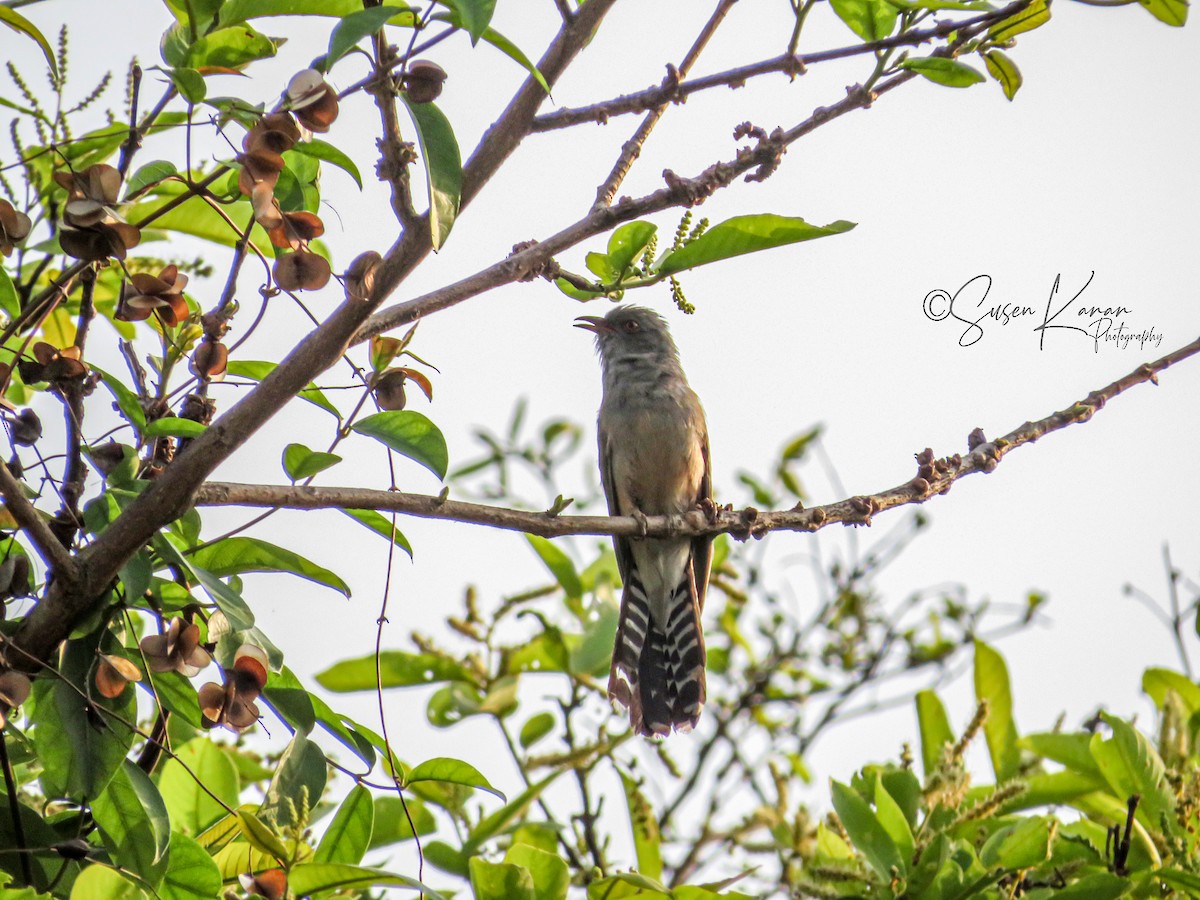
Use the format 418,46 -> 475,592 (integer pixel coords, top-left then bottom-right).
225,359 -> 341,418
32,639 -> 136,801
191,536 -> 350,597
983,49 -> 1022,101
1160,869 -> 1200,894
606,221 -> 657,280
1047,871 -> 1129,899
1138,0 -> 1188,25
568,596 -> 619,676
292,138 -> 363,188
974,640 -> 1020,781
69,866 -> 145,899
188,24 -> 278,70
157,740 -> 240,836
519,711 -> 556,748
317,650 -> 471,691
327,5 -> 408,67
236,808 -> 290,862
94,366 -> 148,433
289,863 -> 444,897
470,858 -> 535,900
988,0 -> 1051,40
259,733 -> 329,830
979,816 -> 1051,869
525,535 -> 582,598
620,772 -> 663,881
316,785 -> 375,865
915,689 -> 954,778
283,442 -> 343,481
125,160 -> 179,199
829,780 -> 903,882
0,268 -> 18,321
405,757 -> 505,801
369,795 -> 437,849
829,0 -> 898,40
900,56 -> 986,88
440,0 -> 496,42
219,0 -> 367,24
872,777 -> 913,874
657,215 -> 855,276
171,67 -> 207,104
505,843 -> 569,900
341,508 -> 413,557
186,557 -> 256,630
159,831 -> 223,900
1090,713 -> 1174,827
353,410 -> 449,480
1142,667 -> 1200,714
1023,732 -> 1103,778
262,667 -> 316,733
0,6 -> 58,80
309,693 -> 377,766
92,760 -> 171,888
143,417 -> 208,439
401,98 -> 462,250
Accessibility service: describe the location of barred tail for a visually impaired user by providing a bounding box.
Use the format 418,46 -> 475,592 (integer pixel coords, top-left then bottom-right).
609,565 -> 706,736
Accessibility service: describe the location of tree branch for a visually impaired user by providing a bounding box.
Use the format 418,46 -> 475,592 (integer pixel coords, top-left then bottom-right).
530,3 -> 1028,133
194,333 -> 1200,538
593,0 -> 738,209
0,462 -> 77,583
9,283 -> 387,670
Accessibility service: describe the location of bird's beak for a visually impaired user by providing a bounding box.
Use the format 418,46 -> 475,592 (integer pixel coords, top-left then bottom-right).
574,315 -> 610,334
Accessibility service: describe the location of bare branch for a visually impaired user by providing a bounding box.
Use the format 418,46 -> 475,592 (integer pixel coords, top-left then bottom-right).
194,334 -> 1200,539
358,67 -> 908,342
532,3 -> 1027,133
0,462 -> 77,582
593,0 -> 738,209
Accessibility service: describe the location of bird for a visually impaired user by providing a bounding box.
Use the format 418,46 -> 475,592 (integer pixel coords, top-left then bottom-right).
575,305 -> 711,736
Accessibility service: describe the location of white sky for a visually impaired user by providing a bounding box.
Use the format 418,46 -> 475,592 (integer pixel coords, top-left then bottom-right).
6,0 -> 1200,882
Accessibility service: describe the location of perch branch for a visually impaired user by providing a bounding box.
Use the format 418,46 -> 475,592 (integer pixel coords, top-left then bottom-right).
194,334 -> 1200,538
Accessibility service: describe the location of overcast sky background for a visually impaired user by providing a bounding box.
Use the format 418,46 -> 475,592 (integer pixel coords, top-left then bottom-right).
7,0 -> 1200,876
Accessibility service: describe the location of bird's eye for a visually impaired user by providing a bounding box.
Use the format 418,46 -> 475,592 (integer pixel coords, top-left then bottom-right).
622,320 -> 640,333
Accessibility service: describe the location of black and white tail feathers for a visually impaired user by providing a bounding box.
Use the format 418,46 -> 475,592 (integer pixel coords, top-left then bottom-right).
609,561 -> 706,736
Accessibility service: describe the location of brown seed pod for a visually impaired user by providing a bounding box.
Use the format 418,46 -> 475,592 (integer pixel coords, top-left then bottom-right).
273,249 -> 332,292
191,341 -> 229,379
403,59 -> 447,104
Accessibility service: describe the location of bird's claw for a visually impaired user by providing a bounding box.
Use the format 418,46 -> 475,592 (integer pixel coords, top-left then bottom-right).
698,497 -> 719,525
631,509 -> 650,538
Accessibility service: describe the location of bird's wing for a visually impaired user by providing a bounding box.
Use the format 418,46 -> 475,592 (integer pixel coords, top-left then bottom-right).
690,428 -> 713,612
599,426 -> 636,585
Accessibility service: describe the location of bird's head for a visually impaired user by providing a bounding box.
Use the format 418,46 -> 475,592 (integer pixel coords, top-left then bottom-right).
574,306 -> 679,367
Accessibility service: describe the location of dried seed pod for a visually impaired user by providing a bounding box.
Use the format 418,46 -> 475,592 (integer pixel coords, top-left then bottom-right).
286,69 -> 339,132
191,341 -> 229,379
344,250 -> 382,301
403,59 -> 447,104
373,368 -> 408,410
11,408 -> 42,446
0,200 -> 32,256
273,249 -> 332,292
95,654 -> 142,699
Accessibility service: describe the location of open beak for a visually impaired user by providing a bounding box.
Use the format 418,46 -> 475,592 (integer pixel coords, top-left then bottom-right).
574,315 -> 610,334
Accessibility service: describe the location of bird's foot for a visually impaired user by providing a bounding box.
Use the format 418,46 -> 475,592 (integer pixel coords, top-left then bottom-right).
631,508 -> 650,538
698,497 -> 719,525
